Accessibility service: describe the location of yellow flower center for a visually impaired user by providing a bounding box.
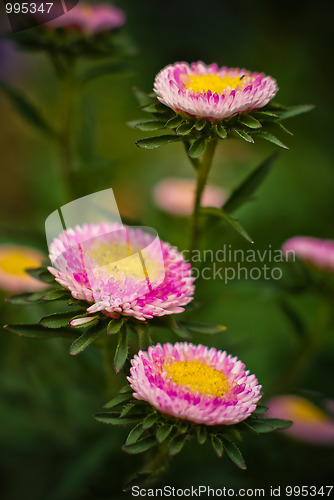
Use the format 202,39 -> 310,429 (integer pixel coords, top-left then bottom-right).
286,398 -> 329,423
164,361 -> 231,398
183,74 -> 248,94
0,253 -> 41,276
87,243 -> 161,282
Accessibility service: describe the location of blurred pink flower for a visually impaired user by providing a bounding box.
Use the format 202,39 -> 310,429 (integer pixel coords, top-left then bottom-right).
282,236 -> 334,272
47,3 -> 126,35
0,244 -> 46,292
154,61 -> 278,121
266,395 -> 334,445
152,177 -> 227,216
128,342 -> 262,425
48,222 -> 194,321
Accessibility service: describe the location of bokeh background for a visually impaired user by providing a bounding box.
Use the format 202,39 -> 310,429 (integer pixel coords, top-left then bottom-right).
1,1 -> 334,498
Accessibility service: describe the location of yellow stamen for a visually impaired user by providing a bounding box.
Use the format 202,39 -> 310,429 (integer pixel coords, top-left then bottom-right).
164,361 -> 231,398
183,74 -> 248,94
0,253 -> 41,276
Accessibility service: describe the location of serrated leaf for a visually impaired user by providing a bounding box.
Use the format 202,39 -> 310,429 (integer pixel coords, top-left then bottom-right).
4,323 -> 76,339
214,123 -> 227,139
188,138 -> 207,159
179,321 -> 226,335
211,435 -> 224,457
69,323 -> 105,355
197,426 -> 207,445
107,318 -> 124,335
125,423 -> 146,445
123,437 -> 157,455
127,119 -> 166,131
201,207 -> 253,243
6,292 -> 38,305
276,104 -> 314,120
254,131 -> 288,149
94,413 -> 142,425
142,413 -> 159,430
114,327 -> 128,373
176,122 -> 194,135
0,82 -> 57,138
168,434 -> 187,456
133,87 -> 155,107
120,404 -> 137,417
235,129 -> 254,143
239,114 -> 262,129
104,393 -> 133,409
156,424 -> 173,444
39,310 -> 82,329
136,135 -> 181,149
42,288 -> 70,301
223,439 -> 246,469
166,115 -> 184,129
223,152 -> 279,213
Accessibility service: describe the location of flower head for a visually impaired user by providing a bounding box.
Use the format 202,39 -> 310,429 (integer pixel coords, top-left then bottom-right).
48,222 -> 194,321
154,61 -> 278,121
153,177 -> 227,216
266,395 -> 334,445
0,244 -> 46,292
283,236 -> 334,272
128,342 -> 261,425
48,3 -> 126,35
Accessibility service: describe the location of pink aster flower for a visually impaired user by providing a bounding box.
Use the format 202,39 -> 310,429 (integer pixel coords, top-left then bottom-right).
47,3 -> 126,35
0,244 -> 46,293
153,61 -> 278,121
266,395 -> 334,445
282,236 -> 334,272
152,177 -> 227,216
128,342 -> 262,425
48,222 -> 194,321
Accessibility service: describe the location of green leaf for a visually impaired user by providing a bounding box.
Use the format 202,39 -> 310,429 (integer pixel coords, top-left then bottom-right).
222,439 -> 246,469
254,404 -> 268,415
211,435 -> 224,457
168,324 -> 192,340
176,122 -> 194,135
274,121 -> 294,136
104,393 -> 133,409
142,413 -> 159,430
114,327 -> 128,373
6,292 -> 38,305
188,138 -> 207,159
214,123 -> 227,139
223,152 -> 279,213
142,103 -> 168,114
246,420 -> 274,433
125,423 -> 146,445
120,404 -> 137,417
179,321 -> 226,335
39,311 -> 82,329
0,82 -> 57,138
254,131 -> 288,149
136,135 -> 181,149
168,433 -> 187,456
194,119 -> 206,131
26,267 -> 54,283
276,104 -> 314,120
94,413 -> 142,426
239,114 -> 262,129
156,424 -> 173,444
127,119 -> 167,131
119,385 -> 133,394
197,426 -> 207,445
123,437 -> 157,455
107,318 -> 125,335
235,129 -> 254,143
177,421 -> 189,434
133,87 -> 155,107
41,288 -> 70,301
69,323 -> 105,356
254,110 -> 279,119
166,115 -> 184,129
201,207 -> 254,243
264,418 -> 293,430
4,323 -> 76,339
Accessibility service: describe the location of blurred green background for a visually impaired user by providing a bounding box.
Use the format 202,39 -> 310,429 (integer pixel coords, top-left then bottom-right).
1,0 -> 334,498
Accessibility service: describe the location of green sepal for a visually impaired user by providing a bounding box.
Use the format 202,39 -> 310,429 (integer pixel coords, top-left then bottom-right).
39,310 -> 83,329
235,129 -> 254,143
104,393 -> 133,409
168,433 -> 188,456
179,321 -> 226,335
176,121 -> 194,135
26,266 -> 54,283
194,119 -> 206,131
136,135 -> 181,149
133,87 -> 156,107
69,323 -> 105,356
211,435 -> 224,457
275,104 -> 314,120
188,138 -> 207,159
253,130 -> 288,149
239,114 -> 262,129
142,413 -> 159,430
213,123 -> 227,139
114,326 -> 128,373
222,439 -> 247,470
122,437 -> 157,455
165,115 -> 184,129
107,317 -> 125,335
125,423 -> 146,446
197,426 -> 208,445
156,423 -> 173,444
127,119 -> 167,131
94,413 -> 142,426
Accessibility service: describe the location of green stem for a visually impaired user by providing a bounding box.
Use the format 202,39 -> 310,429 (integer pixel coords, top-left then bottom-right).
102,336 -> 121,397
190,139 -> 217,256
136,323 -> 152,351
